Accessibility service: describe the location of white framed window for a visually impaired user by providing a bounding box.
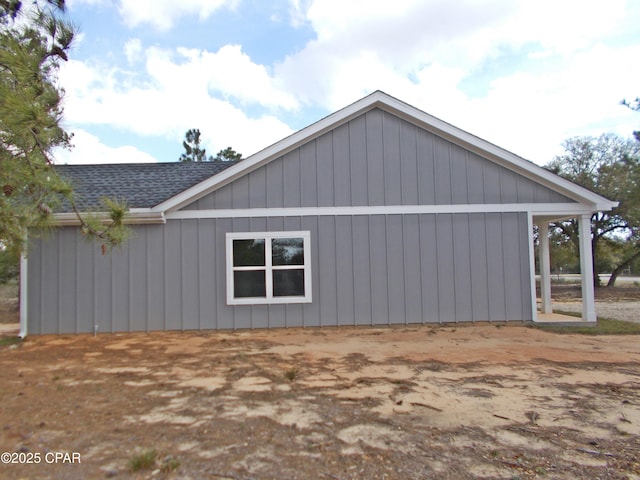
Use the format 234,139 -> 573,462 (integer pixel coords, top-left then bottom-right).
226,231 -> 312,305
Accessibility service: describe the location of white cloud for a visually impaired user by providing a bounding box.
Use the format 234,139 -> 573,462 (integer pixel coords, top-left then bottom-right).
59,1 -> 640,165
54,130 -> 157,165
275,0 -> 637,163
286,0 -> 313,27
66,0 -> 105,7
117,0 -> 239,31
58,44 -> 296,157
277,1 -> 517,108
124,38 -> 143,64
388,43 -> 640,164
508,0 -> 627,57
280,0 -> 629,105
467,43 -> 640,163
165,45 -> 299,110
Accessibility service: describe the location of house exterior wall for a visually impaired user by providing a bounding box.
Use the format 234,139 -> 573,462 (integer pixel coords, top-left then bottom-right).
27,212 -> 532,334
185,109 -> 572,211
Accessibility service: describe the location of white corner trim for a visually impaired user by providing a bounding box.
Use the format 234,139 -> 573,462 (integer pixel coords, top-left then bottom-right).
166,203 -> 598,220
52,210 -> 166,226
19,250 -> 28,339
526,212 -> 538,323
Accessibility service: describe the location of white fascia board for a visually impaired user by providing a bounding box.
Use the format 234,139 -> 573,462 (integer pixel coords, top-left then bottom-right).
52,210 -> 166,226
152,90 -> 618,214
532,214 -> 576,224
166,202 -> 597,220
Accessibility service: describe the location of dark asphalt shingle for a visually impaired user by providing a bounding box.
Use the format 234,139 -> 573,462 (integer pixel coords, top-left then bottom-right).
56,162 -> 235,211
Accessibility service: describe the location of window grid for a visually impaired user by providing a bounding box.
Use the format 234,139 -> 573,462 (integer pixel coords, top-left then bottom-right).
226,231 -> 312,305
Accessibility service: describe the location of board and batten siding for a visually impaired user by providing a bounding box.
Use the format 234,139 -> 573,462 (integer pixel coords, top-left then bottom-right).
27,212 -> 532,334
186,109 -> 572,211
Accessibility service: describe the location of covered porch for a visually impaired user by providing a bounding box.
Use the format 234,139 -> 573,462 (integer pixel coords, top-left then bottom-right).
533,213 -> 596,324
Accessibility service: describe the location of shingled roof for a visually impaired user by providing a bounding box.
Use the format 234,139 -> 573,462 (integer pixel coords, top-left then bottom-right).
56,161 -> 236,211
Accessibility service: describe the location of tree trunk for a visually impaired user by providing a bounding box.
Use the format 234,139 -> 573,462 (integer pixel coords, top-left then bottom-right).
607,248 -> 640,287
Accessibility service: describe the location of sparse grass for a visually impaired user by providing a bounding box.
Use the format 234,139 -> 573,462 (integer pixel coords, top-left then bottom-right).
525,410 -> 540,424
128,448 -> 157,472
128,448 -> 179,473
0,336 -> 21,347
532,315 -> 640,335
284,368 -> 298,381
160,455 -> 180,473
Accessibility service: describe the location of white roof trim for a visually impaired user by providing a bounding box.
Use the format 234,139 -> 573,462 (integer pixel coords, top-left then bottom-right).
165,203 -> 597,220
153,91 -> 618,213
52,210 -> 165,226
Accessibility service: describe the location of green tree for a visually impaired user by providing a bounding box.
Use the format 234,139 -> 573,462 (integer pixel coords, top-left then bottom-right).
179,128 -> 208,162
622,97 -> 640,142
179,129 -> 242,162
0,0 -> 128,258
0,247 -> 19,283
549,228 -> 579,274
545,134 -> 640,286
214,146 -> 242,162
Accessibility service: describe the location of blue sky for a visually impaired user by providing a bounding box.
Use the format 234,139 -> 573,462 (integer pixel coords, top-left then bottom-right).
55,0 -> 640,166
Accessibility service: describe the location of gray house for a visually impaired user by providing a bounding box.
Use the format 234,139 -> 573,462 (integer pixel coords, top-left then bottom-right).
21,91 -> 617,335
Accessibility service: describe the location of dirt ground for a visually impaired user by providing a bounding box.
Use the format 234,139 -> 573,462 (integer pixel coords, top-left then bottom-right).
1,322 -> 639,480
540,285 -> 640,324
0,286 -> 639,479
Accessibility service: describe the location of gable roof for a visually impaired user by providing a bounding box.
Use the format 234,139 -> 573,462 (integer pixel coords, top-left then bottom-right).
153,91 -> 617,214
56,161 -> 236,211
52,91 -> 617,227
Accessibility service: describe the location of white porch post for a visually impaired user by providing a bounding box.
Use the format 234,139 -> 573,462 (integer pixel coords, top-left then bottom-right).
19,242 -> 28,339
539,223 -> 552,314
578,214 -> 597,322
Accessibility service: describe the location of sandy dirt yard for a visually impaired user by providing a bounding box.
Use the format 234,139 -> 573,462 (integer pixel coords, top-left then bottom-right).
0,324 -> 639,480
548,285 -> 640,324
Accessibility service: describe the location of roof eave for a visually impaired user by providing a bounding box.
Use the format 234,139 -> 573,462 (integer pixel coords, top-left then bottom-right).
52,209 -> 166,226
